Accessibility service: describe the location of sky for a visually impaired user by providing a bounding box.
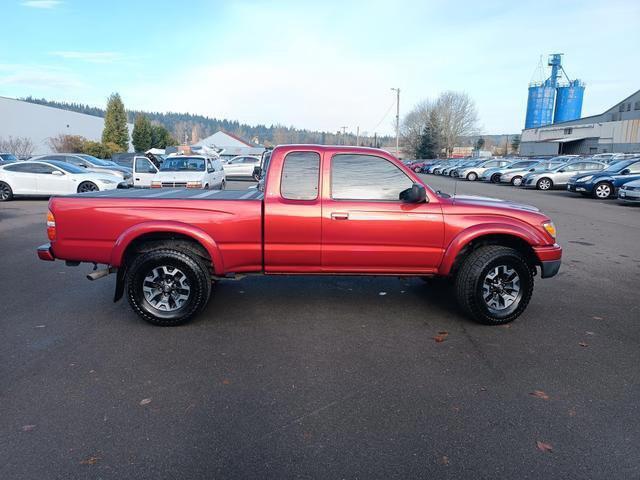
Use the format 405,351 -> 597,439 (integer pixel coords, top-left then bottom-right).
1,0 -> 639,136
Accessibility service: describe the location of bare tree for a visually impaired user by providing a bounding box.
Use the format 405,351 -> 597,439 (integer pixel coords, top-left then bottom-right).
48,134 -> 86,153
433,91 -> 479,157
0,136 -> 36,158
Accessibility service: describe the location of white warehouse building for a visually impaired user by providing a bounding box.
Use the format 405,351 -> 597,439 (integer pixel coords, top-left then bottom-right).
520,89 -> 640,156
0,96 -> 133,155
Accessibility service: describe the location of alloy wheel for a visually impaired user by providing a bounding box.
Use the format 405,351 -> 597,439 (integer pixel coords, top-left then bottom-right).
482,265 -> 521,311
0,183 -> 10,200
595,183 -> 612,199
78,182 -> 98,193
512,176 -> 523,186
142,265 -> 191,312
537,178 -> 551,190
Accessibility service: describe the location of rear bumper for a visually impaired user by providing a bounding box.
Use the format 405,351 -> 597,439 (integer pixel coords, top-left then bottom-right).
37,243 -> 55,261
533,244 -> 562,278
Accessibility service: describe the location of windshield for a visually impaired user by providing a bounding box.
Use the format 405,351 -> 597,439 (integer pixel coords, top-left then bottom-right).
76,154 -> 113,167
1,154 -> 18,162
160,156 -> 206,172
510,161 -> 534,169
604,160 -> 635,172
43,160 -> 86,174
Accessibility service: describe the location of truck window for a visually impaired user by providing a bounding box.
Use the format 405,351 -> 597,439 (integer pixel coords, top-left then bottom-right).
331,154 -> 413,201
280,152 -> 320,200
135,157 -> 156,173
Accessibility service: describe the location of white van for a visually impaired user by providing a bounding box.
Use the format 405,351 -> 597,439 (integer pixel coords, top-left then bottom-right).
150,154 -> 226,189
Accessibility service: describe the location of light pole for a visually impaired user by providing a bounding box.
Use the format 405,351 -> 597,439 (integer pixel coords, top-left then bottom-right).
340,126 -> 348,145
391,88 -> 400,157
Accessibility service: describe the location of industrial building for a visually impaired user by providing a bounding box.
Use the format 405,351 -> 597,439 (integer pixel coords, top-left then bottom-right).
0,96 -> 133,154
520,89 -> 640,156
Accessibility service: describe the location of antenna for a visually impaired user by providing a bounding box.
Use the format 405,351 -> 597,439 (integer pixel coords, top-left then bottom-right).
453,164 -> 458,204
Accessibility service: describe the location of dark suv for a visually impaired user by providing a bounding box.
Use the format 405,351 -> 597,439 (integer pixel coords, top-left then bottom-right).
567,158 -> 640,199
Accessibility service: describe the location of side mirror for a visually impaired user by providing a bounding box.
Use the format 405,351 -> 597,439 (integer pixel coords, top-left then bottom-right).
558,169 -> 565,173
52,170 -> 64,176
399,183 -> 427,203
253,166 -> 262,178
621,169 -> 630,175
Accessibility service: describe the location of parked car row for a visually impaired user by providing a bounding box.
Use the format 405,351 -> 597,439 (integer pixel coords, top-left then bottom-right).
418,154 -> 640,203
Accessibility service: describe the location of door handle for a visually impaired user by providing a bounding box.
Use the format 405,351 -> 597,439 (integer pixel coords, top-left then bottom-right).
331,212 -> 349,220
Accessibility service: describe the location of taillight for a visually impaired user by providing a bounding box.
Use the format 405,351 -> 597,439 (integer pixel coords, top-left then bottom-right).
46,210 -> 56,241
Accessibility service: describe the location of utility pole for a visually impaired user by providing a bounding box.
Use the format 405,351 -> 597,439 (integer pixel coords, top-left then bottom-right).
391,87 -> 400,157
356,126 -> 360,146
340,126 -> 348,145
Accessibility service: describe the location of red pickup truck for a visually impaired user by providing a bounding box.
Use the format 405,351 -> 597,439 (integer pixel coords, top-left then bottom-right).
38,145 -> 561,326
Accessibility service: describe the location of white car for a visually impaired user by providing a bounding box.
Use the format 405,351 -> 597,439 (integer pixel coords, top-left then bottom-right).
0,160 -> 123,201
457,159 -> 512,181
150,155 -> 226,189
223,155 -> 260,179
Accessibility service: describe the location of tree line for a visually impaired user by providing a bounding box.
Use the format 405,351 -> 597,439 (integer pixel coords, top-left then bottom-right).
21,96 -> 393,149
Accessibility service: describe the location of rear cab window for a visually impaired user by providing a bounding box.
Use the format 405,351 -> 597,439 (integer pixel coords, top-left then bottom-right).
280,152 -> 320,200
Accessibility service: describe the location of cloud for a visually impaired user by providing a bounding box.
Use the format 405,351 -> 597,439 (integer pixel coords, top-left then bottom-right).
0,64 -> 84,89
21,0 -> 62,8
49,51 -> 123,64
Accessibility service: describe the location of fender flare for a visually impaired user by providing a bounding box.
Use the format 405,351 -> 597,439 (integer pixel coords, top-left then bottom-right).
438,222 -> 547,276
110,221 -> 224,274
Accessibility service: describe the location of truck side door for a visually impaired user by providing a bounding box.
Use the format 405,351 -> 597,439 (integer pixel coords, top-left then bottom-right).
321,153 -> 444,274
264,150 -> 322,272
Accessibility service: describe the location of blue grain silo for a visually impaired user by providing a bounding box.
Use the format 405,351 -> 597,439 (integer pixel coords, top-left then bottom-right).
554,80 -> 585,123
524,54 -> 585,128
525,84 -> 556,129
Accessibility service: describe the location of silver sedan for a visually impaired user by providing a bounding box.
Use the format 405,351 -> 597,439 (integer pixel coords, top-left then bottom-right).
522,160 -> 606,190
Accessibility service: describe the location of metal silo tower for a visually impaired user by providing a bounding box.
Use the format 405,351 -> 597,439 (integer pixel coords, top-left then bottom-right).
524,54 -> 585,129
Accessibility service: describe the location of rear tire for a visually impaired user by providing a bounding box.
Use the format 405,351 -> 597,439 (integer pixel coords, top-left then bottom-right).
490,173 -> 501,183
455,246 -> 534,325
466,172 -> 478,181
0,182 -> 13,201
536,178 -> 552,191
126,248 -> 212,326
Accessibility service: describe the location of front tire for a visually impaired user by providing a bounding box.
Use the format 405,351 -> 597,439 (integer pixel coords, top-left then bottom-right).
490,173 -> 501,183
126,248 -> 212,326
511,176 -> 523,186
536,177 -> 552,191
455,246 -> 534,325
593,181 -> 613,199
0,182 -> 13,201
77,181 -> 99,193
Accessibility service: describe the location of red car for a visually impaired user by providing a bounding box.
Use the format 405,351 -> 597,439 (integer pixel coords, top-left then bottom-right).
38,145 -> 561,326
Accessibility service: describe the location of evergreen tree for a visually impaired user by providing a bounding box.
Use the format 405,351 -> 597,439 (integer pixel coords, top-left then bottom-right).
475,137 -> 485,151
102,93 -> 129,151
132,114 -> 153,152
416,124 -> 438,158
150,124 -> 176,148
510,135 -> 521,153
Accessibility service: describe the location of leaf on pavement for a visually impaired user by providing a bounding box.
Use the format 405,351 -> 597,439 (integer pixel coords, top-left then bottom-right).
80,456 -> 100,465
440,455 -> 450,465
222,379 -> 231,385
21,425 -> 36,432
139,398 -> 152,406
536,441 -> 553,453
529,390 -> 550,400
579,342 -> 588,347
592,316 -> 603,320
434,331 -> 448,343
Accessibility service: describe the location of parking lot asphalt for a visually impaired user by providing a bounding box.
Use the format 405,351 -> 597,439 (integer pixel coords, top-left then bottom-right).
1,178 -> 639,479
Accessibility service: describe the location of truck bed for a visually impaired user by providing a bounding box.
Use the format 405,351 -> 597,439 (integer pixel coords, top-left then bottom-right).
68,187 -> 264,201
48,188 -> 264,273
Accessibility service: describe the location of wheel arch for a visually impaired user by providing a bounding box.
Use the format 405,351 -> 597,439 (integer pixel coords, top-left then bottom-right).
111,221 -> 224,274
439,225 -> 544,277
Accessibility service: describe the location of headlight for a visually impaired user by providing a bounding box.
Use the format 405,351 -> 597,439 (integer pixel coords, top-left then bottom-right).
99,178 -> 117,184
186,181 -> 203,188
577,175 -> 593,182
542,221 -> 556,239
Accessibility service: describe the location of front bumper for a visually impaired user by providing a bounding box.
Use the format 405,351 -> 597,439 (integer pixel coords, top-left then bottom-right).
533,244 -> 562,278
567,182 -> 591,193
37,243 -> 55,261
618,189 -> 640,202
